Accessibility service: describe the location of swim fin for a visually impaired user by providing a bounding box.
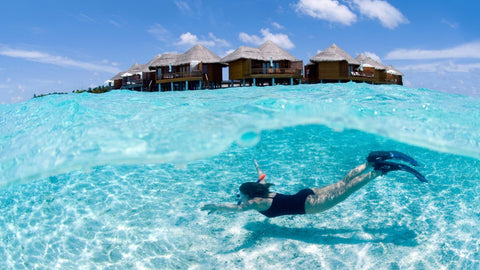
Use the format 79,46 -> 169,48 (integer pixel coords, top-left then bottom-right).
373,161 -> 427,182
367,151 -> 419,166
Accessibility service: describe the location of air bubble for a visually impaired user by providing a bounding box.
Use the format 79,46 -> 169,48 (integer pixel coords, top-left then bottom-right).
236,126 -> 261,147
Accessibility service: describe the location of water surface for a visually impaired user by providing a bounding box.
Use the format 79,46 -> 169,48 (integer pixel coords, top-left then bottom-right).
1,83 -> 479,269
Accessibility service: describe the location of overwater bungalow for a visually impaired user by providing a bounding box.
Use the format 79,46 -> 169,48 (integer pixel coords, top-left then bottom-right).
305,44 -> 360,84
107,71 -> 125,89
106,61 -> 158,92
355,53 -> 387,84
107,41 -> 404,91
149,44 -> 225,91
220,40 -> 303,86
140,54 -> 162,92
305,44 -> 404,85
118,63 -> 147,91
118,61 -> 159,92
385,65 -> 403,85
148,53 -> 181,90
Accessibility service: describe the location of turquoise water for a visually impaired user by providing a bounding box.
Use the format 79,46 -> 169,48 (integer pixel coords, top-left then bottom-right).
1,83 -> 479,268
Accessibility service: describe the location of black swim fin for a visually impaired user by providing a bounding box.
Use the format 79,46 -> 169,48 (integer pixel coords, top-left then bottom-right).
373,161 -> 428,183
367,151 -> 419,166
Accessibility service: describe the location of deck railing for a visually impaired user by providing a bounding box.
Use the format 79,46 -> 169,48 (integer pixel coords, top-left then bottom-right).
385,77 -> 400,84
250,67 -> 302,75
159,71 -> 203,80
350,71 -> 375,78
122,79 -> 143,85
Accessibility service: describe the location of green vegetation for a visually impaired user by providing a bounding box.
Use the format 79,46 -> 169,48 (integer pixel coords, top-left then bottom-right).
33,85 -> 111,99
73,85 -> 111,94
33,92 -> 68,98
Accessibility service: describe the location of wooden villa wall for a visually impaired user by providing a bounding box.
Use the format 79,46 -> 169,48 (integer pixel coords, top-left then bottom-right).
289,61 -> 304,75
228,59 -> 251,80
206,64 -> 223,83
304,64 -> 318,82
360,66 -> 375,83
155,66 -> 175,78
375,70 -> 387,84
113,79 -> 122,89
363,67 -> 375,77
304,61 -> 402,85
317,61 -> 349,80
278,60 -> 289,69
386,73 -> 403,85
394,75 -> 403,85
229,59 -> 303,81
228,60 -> 242,80
142,71 -> 157,91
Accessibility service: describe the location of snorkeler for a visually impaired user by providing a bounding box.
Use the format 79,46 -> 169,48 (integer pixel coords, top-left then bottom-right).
201,151 -> 426,218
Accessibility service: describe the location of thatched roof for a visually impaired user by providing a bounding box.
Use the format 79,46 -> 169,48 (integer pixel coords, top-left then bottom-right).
110,70 -> 126,81
311,44 -> 360,65
385,65 -> 403,76
148,53 -> 181,69
221,40 -> 299,63
147,44 -> 223,68
109,63 -> 147,80
176,44 -> 222,65
356,54 -> 386,70
122,63 -> 148,76
221,46 -> 260,62
145,54 -> 162,71
258,40 -> 299,61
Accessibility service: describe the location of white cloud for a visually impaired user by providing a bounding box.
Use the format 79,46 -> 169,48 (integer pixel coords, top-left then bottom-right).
271,22 -> 284,29
176,32 -> 230,47
385,42 -> 480,60
295,0 -> 357,26
148,23 -> 170,42
363,51 -> 382,62
177,32 -> 203,46
109,20 -> 122,28
441,19 -> 459,29
222,49 -> 235,58
102,59 -> 120,66
239,32 -> 263,46
208,33 -> 230,47
352,0 -> 408,29
0,46 -> 121,73
398,61 -> 480,73
239,28 -> 295,49
33,79 -> 63,85
295,0 -> 407,29
174,0 -> 191,13
78,13 -> 96,24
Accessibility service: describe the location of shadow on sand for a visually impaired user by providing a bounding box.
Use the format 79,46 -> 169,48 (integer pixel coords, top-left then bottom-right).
224,221 -> 418,253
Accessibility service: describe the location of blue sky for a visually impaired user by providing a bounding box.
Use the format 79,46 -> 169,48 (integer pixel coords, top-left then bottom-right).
1,0 -> 479,103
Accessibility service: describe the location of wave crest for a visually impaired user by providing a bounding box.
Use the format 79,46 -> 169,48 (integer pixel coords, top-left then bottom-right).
1,84 -> 479,186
